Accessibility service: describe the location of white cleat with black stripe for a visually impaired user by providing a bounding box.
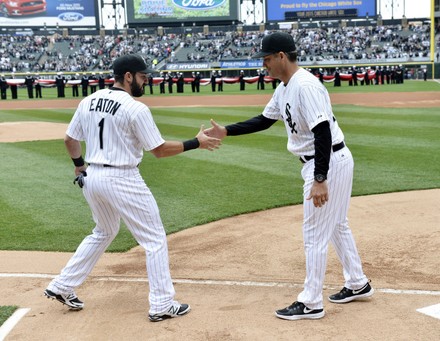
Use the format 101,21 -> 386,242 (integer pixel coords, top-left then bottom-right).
44,289 -> 84,310
148,301 -> 191,322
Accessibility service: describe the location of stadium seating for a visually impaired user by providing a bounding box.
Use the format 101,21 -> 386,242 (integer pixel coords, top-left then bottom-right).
0,23 -> 434,74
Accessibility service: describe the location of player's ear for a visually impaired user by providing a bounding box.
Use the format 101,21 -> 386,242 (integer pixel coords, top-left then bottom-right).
125,72 -> 133,82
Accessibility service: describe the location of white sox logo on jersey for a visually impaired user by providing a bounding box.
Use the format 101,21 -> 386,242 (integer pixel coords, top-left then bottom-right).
285,103 -> 297,134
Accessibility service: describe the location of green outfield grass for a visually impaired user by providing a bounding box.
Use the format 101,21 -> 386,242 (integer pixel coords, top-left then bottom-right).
1,94 -> 439,252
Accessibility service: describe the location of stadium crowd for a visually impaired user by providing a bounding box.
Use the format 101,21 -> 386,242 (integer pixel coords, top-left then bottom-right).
0,23 -> 436,74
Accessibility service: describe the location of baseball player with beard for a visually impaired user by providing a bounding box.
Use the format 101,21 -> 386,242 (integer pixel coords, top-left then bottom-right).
44,53 -> 221,322
205,32 -> 373,320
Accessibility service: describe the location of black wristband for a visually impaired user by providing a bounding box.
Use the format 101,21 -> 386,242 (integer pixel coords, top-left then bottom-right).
72,156 -> 85,167
183,138 -> 200,151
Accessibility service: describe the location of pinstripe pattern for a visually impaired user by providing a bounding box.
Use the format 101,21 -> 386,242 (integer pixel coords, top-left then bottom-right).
48,88 -> 177,314
298,148 -> 367,309
262,67 -> 367,310
263,68 -> 344,157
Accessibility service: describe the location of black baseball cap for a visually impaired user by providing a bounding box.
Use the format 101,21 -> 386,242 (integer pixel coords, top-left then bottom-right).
113,54 -> 155,75
252,32 -> 296,58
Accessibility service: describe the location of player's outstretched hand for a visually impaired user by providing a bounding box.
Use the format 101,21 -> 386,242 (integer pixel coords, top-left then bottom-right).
204,119 -> 227,140
196,124 -> 221,151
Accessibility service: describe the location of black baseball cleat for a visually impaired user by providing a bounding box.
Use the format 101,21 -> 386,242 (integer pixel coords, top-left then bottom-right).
328,281 -> 374,303
44,289 -> 84,310
148,301 -> 191,322
275,301 -> 325,320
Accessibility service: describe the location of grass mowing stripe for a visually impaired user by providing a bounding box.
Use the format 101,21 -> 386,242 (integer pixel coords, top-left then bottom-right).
0,95 -> 439,251
141,155 -> 298,234
160,140 -> 297,177
0,109 -> 74,123
154,108 -> 288,139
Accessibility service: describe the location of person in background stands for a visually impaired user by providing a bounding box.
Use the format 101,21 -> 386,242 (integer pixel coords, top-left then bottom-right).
10,73 -> 18,99
364,68 -> 370,86
239,70 -> 245,91
217,71 -> 223,92
24,72 -> 35,99
159,72 -> 165,94
148,73 -> 154,94
359,68 -> 365,86
81,73 -> 89,97
351,66 -> 358,86
191,72 -> 196,93
318,68 -> 324,84
334,68 -> 341,87
89,72 -> 97,93
195,72 -> 201,92
0,74 -> 8,100
71,73 -> 80,97
210,71 -> 216,92
176,73 -> 184,93
98,72 -> 106,90
35,73 -> 42,98
55,72 -> 66,98
375,67 -> 381,85
167,72 -> 173,94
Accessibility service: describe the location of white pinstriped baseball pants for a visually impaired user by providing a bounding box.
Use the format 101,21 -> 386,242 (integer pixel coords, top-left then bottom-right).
297,147 -> 368,310
47,165 -> 176,314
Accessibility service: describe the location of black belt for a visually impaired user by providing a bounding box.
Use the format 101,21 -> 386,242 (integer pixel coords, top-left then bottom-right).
89,164 -> 138,168
88,164 -> 113,167
299,141 -> 345,164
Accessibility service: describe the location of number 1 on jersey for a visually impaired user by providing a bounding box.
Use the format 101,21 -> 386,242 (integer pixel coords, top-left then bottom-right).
98,118 -> 104,149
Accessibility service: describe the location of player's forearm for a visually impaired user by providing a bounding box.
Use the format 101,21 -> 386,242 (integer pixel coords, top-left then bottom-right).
151,139 -> 202,158
225,114 -> 277,136
312,121 -> 331,178
151,141 -> 185,158
64,134 -> 83,159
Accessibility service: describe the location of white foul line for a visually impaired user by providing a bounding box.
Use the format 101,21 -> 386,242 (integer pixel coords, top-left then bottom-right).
1,273 -> 440,296
0,308 -> 30,341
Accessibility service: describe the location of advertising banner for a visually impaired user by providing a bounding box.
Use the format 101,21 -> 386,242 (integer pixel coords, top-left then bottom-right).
126,0 -> 238,25
0,0 -> 97,27
266,0 -> 376,22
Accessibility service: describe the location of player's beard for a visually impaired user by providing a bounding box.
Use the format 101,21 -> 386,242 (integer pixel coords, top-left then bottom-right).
130,78 -> 144,97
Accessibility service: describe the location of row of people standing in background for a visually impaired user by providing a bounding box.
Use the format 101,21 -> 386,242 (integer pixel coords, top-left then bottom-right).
315,65 -> 406,87
0,72 -> 111,100
157,71 -> 202,94
0,65 -> 412,100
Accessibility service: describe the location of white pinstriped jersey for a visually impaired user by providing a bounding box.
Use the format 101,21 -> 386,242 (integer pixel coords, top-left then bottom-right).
67,88 -> 165,167
262,67 -> 344,157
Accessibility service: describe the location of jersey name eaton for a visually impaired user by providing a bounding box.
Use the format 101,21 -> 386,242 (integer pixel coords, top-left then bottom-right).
88,98 -> 122,116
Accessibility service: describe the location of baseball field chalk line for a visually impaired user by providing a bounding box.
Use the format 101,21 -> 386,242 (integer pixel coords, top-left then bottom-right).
0,308 -> 30,341
416,304 -> 440,320
1,273 -> 440,296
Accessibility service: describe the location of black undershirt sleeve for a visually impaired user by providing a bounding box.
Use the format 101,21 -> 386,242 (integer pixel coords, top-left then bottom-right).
225,114 -> 278,136
312,121 -> 332,177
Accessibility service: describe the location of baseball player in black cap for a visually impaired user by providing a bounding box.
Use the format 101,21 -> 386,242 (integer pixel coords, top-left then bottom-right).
205,32 -> 373,320
44,53 -> 221,322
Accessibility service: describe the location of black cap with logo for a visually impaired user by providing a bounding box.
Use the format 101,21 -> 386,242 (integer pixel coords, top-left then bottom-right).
252,32 -> 296,58
113,54 -> 155,75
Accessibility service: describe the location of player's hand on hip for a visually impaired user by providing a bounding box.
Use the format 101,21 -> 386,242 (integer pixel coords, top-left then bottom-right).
197,124 -> 221,151
204,119 -> 227,140
306,181 -> 329,208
